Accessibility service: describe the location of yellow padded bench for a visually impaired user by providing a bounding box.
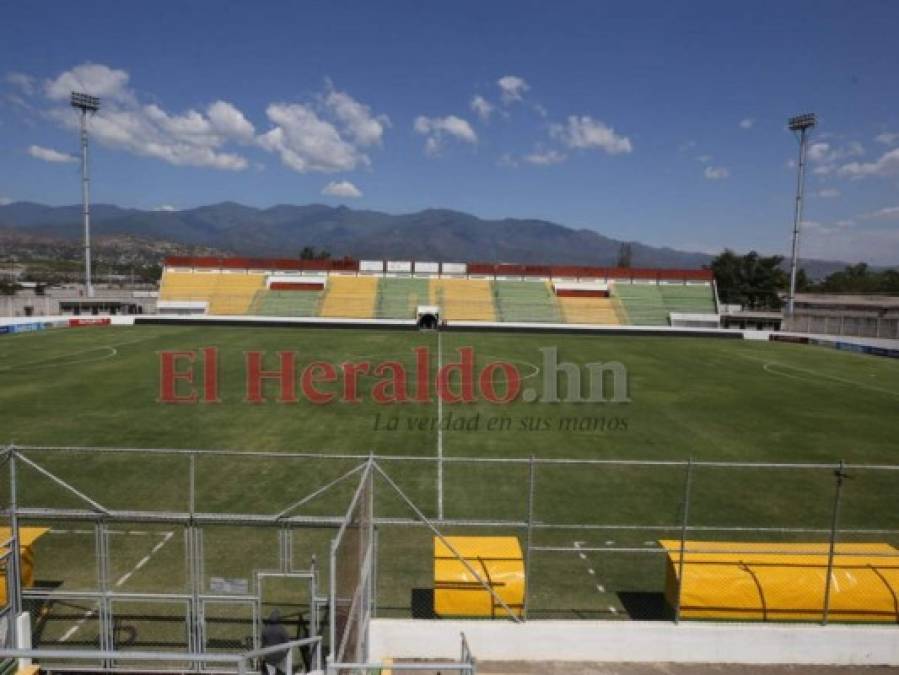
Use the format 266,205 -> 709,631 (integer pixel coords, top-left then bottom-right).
434,536 -> 524,618
430,278 -> 495,321
661,539 -> 899,622
318,276 -> 379,318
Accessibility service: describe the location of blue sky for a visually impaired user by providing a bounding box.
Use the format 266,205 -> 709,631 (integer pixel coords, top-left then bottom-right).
2,0 -> 898,264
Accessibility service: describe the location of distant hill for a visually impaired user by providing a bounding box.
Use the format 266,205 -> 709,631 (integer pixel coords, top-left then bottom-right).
0,201 -> 862,278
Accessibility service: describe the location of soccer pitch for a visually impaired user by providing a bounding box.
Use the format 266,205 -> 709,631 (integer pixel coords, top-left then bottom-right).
1,324 -> 898,644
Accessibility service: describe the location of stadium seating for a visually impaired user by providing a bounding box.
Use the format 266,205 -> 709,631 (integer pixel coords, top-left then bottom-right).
160,272 -> 265,315
159,266 -> 718,324
318,276 -> 379,318
430,278 -> 495,321
659,284 -> 717,314
376,277 -> 431,319
251,289 -> 323,317
614,283 -> 717,325
207,274 -> 266,314
493,281 -> 562,322
557,296 -> 622,324
613,284 -> 669,325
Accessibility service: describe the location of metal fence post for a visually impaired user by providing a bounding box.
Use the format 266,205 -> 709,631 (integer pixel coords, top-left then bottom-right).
822,460 -> 847,625
328,540 -> 337,664
7,447 -> 21,651
674,458 -> 694,624
523,455 -> 536,620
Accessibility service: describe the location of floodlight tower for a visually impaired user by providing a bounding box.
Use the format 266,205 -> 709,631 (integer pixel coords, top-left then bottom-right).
71,91 -> 100,298
786,112 -> 816,316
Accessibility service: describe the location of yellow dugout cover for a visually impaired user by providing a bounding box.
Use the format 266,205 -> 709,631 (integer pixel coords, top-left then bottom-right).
434,536 -> 525,618
660,540 -> 899,622
0,527 -> 49,604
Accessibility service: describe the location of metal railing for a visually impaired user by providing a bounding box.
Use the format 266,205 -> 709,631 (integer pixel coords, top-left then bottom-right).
1,444 -> 898,672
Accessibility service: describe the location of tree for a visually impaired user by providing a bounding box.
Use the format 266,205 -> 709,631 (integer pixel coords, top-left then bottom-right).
709,249 -> 789,310
616,243 -> 633,268
299,246 -> 331,260
815,263 -> 899,294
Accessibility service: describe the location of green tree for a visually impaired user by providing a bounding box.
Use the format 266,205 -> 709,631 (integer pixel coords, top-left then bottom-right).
710,249 -> 788,310
816,263 -> 899,294
299,246 -> 331,260
616,243 -> 633,268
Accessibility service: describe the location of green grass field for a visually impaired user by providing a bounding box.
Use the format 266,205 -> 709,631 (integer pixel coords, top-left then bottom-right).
1,324 -> 898,647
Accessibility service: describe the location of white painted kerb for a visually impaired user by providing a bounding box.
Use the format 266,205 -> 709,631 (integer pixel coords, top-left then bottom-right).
370,619 -> 899,666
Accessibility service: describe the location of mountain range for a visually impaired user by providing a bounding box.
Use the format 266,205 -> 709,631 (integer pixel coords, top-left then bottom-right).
0,201 -> 860,278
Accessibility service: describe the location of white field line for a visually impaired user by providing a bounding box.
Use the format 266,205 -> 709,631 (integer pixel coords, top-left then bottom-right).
59,531 -> 174,643
732,351 -> 899,397
573,541 -> 605,594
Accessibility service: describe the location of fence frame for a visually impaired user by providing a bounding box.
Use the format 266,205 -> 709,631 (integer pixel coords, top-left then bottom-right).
2,444 -> 898,672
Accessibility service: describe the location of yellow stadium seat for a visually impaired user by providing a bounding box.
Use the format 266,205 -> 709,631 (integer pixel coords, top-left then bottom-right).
159,271 -> 265,315
558,296 -> 623,324
430,279 -> 495,321
318,276 -> 379,318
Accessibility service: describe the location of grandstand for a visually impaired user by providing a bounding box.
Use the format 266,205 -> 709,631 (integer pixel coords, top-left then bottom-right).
376,277 -> 430,319
318,275 -> 379,318
493,281 -> 562,322
158,257 -> 719,327
430,277 -> 496,321
159,271 -> 266,315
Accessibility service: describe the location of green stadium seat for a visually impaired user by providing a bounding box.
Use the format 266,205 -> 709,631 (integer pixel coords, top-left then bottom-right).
493,281 -> 562,322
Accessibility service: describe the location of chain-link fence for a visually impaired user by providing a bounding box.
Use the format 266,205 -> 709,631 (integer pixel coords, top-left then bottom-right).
329,461 -> 374,671
2,446 -> 898,673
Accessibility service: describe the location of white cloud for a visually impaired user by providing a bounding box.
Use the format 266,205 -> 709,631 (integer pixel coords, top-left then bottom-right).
808,140 -> 865,176
838,147 -> 899,179
321,180 -> 363,198
44,63 -> 132,103
704,166 -> 729,180
154,204 -> 179,211
413,115 -> 477,156
860,205 -> 899,221
28,144 -> 77,163
875,132 -> 899,146
207,100 -> 255,142
470,95 -> 493,122
696,154 -> 712,164
497,75 -> 529,104
324,87 -> 389,146
523,148 -> 566,166
739,118 -> 754,129
0,196 -> 13,206
38,63 -> 250,170
816,188 -> 840,198
550,116 -> 632,155
6,72 -> 35,95
800,220 -> 899,265
497,153 -> 518,168
808,142 -> 831,162
258,103 -> 368,173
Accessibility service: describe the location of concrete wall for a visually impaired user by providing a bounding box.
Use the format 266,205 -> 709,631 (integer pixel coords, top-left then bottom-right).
370,619 -> 899,666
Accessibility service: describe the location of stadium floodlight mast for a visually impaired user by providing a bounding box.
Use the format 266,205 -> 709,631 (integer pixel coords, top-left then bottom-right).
786,112 -> 817,316
71,91 -> 100,298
